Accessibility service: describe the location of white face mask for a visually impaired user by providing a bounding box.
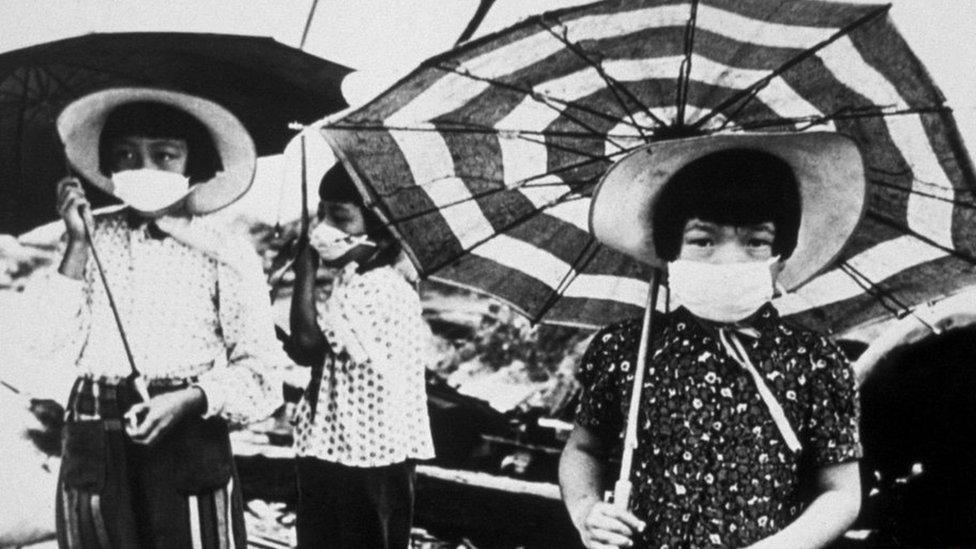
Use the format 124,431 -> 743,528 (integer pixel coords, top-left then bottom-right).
667,257 -> 780,323
309,222 -> 375,262
111,169 -> 191,214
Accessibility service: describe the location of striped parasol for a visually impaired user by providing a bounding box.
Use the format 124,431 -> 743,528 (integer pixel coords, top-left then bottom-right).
319,0 -> 976,334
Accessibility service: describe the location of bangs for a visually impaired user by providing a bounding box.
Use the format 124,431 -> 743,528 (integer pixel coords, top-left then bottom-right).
652,148 -> 802,260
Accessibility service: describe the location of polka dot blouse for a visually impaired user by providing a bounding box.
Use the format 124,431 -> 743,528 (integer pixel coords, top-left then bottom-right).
44,210 -> 286,425
293,263 -> 436,467
576,304 -> 862,548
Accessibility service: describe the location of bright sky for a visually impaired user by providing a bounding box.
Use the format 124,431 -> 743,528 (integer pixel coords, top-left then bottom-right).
1,0 -> 974,224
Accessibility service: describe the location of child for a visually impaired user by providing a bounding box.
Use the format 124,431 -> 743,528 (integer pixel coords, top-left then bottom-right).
51,88 -> 284,548
560,134 -> 865,549
288,161 -> 435,549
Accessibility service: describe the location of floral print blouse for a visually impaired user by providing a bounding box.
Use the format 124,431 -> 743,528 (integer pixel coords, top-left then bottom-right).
576,304 -> 862,548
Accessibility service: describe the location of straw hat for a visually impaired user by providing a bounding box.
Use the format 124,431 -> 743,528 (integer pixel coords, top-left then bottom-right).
57,87 -> 256,214
590,132 -> 867,290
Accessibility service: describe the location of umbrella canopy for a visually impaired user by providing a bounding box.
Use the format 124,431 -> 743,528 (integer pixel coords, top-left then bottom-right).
0,31 -> 350,235
320,0 -> 976,334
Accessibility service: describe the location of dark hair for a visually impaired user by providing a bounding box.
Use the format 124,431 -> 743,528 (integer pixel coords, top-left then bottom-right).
98,101 -> 222,183
652,148 -> 802,261
319,162 -> 401,269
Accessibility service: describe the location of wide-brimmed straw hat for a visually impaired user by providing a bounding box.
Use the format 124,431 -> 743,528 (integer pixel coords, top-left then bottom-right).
590,132 -> 867,290
57,87 -> 256,214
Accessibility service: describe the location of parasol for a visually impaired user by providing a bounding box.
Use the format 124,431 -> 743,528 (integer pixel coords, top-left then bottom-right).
0,31 -> 350,235
317,0 -> 976,337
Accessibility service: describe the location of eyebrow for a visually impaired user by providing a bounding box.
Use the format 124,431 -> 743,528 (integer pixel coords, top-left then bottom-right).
684,220 -> 717,232
747,222 -> 776,234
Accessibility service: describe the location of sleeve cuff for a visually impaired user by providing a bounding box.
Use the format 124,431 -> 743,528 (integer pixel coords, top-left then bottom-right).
193,377 -> 226,420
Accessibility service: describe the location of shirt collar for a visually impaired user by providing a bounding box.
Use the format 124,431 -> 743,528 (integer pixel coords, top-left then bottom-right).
124,208 -> 168,240
671,302 -> 780,339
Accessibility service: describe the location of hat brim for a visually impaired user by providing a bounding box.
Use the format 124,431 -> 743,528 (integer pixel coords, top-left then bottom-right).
590,132 -> 867,290
57,87 -> 256,215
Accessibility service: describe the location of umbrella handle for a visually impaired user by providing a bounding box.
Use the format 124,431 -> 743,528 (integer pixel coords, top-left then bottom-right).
613,269 -> 661,510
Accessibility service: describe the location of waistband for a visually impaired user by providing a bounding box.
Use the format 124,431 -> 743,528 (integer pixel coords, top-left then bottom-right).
66,374 -> 200,425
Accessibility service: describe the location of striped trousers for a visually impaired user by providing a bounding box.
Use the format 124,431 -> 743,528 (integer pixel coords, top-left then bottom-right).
56,376 -> 246,549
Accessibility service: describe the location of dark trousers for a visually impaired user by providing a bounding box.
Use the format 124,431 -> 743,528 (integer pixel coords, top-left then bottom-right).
295,457 -> 416,549
56,376 -> 245,549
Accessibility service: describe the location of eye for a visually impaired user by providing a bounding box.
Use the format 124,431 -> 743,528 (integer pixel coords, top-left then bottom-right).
747,237 -> 772,248
111,148 -> 135,162
154,149 -> 183,163
685,236 -> 714,248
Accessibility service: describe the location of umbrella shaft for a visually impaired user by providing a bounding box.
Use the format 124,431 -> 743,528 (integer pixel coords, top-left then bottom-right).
618,270 -> 661,500
82,209 -> 142,382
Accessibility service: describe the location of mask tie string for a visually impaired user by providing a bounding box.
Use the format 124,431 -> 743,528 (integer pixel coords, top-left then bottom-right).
718,328 -> 802,453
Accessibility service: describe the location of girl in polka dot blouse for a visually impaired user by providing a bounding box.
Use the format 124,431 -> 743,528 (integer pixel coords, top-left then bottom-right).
287,161 -> 435,549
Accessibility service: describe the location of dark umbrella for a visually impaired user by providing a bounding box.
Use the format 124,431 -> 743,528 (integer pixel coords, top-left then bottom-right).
0,31 -> 350,235
318,0 -> 976,336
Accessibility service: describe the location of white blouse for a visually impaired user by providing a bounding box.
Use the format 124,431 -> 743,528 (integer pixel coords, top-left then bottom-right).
292,263 -> 436,467
43,211 -> 285,425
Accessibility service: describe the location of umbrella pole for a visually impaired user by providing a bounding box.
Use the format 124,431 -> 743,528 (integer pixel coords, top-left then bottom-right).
80,208 -> 150,403
300,134 -> 310,235
612,268 -> 661,510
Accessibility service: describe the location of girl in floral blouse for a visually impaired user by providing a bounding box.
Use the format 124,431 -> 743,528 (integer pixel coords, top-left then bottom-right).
561,134 -> 865,549
288,161 -> 435,549
51,88 -> 284,548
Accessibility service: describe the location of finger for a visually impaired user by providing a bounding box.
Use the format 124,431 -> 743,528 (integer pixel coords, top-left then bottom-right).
142,417 -> 170,446
57,182 -> 85,207
583,534 -> 623,549
606,508 -> 646,532
56,177 -> 81,195
588,528 -> 632,547
59,192 -> 87,218
127,408 -> 159,440
80,203 -> 94,226
58,194 -> 82,217
588,513 -> 634,538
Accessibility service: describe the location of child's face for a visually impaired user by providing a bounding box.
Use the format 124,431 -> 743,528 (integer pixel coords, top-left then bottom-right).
106,135 -> 189,175
678,218 -> 777,265
319,200 -> 367,236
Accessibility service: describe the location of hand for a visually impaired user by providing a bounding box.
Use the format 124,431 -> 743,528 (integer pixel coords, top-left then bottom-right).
125,387 -> 206,446
56,177 -> 94,241
577,501 -> 645,549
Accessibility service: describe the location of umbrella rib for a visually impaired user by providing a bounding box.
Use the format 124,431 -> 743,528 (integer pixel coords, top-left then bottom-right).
434,61 -> 646,139
675,0 -> 700,127
386,176 -> 594,228
866,210 -> 976,266
322,121 -> 644,141
692,4 -> 891,131
837,262 -> 908,318
426,191 -> 589,274
723,105 -> 950,133
869,179 -> 976,210
531,235 -> 601,324
514,131 -> 616,162
374,141 -> 639,202
536,16 -> 661,136
870,168 -> 974,197
839,261 -> 943,331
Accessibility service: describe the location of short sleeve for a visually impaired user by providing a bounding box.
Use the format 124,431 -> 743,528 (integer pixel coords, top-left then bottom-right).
574,325 -> 628,439
804,337 -> 863,466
